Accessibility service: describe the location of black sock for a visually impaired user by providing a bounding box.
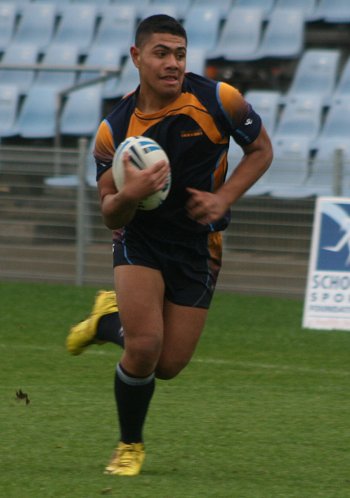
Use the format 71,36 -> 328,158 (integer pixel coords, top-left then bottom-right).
114,363 -> 155,444
95,313 -> 124,348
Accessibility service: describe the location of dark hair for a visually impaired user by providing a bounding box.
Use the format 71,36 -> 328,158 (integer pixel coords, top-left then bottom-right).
135,14 -> 187,47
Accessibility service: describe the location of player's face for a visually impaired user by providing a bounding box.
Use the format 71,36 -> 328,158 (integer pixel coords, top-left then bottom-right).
132,32 -> 186,104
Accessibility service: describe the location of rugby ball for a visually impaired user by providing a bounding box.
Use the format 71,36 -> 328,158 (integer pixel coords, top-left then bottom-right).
112,136 -> 171,210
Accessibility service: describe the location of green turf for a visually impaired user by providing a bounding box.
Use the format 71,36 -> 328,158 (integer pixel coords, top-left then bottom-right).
1,281 -> 350,498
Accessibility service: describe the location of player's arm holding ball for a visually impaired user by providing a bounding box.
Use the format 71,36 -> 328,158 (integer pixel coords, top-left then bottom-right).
98,151 -> 170,230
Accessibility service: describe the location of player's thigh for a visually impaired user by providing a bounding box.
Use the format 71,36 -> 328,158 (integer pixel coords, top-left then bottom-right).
155,300 -> 208,379
114,264 -> 165,334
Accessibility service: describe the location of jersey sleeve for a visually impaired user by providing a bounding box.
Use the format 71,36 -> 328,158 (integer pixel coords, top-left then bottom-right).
93,119 -> 116,180
217,82 -> 262,146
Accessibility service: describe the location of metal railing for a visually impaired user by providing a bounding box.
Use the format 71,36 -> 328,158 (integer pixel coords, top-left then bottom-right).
1,141 -> 349,297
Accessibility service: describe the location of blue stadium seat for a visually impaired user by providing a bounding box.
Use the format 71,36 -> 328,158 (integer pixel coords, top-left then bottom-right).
191,0 -> 233,19
273,96 -> 323,144
234,0 -> 275,19
186,48 -> 207,76
140,4 -> 179,20
45,139 -> 97,188
296,142 -> 350,198
208,7 -> 264,61
0,43 -> 38,94
284,49 -> 341,105
0,3 -> 17,51
11,3 -> 56,50
266,137 -> 311,198
50,4 -> 98,54
0,84 -> 19,137
16,86 -> 58,139
254,8 -> 305,60
106,56 -> 139,99
92,5 -> 136,57
149,0 -> 192,18
274,0 -> 318,21
60,84 -> 103,136
331,56 -> 350,104
108,0 -> 151,18
79,45 -> 123,97
244,90 -> 281,136
314,0 -> 350,23
184,6 -> 220,52
315,98 -> 350,146
79,46 -> 123,82
35,44 -> 79,91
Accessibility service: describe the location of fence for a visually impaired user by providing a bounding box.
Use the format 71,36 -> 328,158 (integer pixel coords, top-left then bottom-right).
1,140 -> 347,298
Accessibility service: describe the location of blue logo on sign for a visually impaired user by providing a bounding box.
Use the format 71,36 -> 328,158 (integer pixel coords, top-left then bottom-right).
317,201 -> 350,271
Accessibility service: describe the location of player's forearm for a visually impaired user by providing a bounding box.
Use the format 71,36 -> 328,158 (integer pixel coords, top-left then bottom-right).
220,128 -> 273,205
220,148 -> 272,204
101,192 -> 138,230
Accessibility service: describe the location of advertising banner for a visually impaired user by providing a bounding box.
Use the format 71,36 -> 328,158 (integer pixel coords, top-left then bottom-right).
303,197 -> 350,330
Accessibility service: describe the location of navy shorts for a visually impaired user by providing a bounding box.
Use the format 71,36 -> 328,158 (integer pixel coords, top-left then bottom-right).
112,227 -> 222,309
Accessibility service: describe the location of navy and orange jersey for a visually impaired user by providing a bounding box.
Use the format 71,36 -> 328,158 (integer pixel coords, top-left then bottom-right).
94,72 -> 261,241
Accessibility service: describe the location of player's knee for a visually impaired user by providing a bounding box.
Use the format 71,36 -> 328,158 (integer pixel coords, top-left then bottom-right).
125,334 -> 162,371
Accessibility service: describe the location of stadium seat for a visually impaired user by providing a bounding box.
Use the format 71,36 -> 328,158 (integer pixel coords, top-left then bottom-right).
191,0 -> 233,18
0,3 -> 17,51
50,4 -> 97,54
44,139 -> 97,188
92,6 -> 137,58
273,96 -> 323,144
79,45 -> 123,99
72,0 -> 109,4
314,0 -> 350,23
108,0 -> 151,18
314,98 -> 350,146
266,137 -> 311,198
140,4 -> 179,20
16,86 -> 58,139
253,8 -> 305,60
186,48 -> 207,76
184,6 -> 220,52
0,43 -> 38,94
274,0 -> 318,21
149,0 -> 192,18
283,49 -> 341,105
244,90 -> 281,136
208,7 -> 264,61
331,56 -> 350,103
233,0 -> 275,19
11,3 -> 56,50
107,56 -> 139,99
60,84 -> 103,136
0,85 -> 19,137
35,44 -> 79,91
296,142 -> 350,197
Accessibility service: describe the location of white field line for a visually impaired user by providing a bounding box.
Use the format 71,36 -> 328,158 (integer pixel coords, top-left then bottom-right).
1,342 -> 350,378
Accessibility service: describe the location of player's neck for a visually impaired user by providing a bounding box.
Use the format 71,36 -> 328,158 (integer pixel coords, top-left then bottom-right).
136,88 -> 181,114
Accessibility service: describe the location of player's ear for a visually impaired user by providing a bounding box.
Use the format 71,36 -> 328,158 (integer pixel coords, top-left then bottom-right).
130,45 -> 140,68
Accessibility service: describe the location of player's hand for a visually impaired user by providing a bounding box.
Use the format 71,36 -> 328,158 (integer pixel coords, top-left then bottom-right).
122,152 -> 170,201
186,188 -> 230,225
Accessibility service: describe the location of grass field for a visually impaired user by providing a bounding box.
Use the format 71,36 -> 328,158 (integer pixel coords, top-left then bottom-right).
1,281 -> 350,498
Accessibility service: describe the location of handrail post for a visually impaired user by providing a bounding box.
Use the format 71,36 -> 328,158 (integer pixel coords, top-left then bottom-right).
75,137 -> 88,286
333,148 -> 344,196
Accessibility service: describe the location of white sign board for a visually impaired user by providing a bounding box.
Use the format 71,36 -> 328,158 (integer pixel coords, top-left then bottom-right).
303,196 -> 350,330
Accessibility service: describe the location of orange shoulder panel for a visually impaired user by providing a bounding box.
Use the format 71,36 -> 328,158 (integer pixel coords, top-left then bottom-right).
217,82 -> 248,124
94,120 -> 115,161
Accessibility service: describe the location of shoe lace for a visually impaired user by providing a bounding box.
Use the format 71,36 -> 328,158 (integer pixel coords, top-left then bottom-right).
117,445 -> 137,467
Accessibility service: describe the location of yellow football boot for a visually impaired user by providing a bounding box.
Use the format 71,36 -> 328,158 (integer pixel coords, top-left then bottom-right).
104,442 -> 145,477
66,290 -> 118,355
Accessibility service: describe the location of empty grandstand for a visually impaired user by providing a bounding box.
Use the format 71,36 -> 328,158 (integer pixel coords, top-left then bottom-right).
0,0 -> 350,296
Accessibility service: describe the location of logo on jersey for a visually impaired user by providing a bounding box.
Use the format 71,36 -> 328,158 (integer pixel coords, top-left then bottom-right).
244,118 -> 253,126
